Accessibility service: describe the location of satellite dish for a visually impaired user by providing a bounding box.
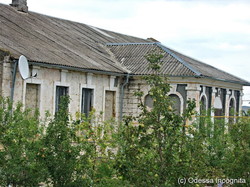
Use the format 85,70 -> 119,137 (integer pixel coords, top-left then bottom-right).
214,96 -> 222,109
18,55 -> 30,79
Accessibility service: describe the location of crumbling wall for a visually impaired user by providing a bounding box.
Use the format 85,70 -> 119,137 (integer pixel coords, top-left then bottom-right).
123,78 -> 146,117
0,49 -> 11,97
0,60 -> 2,96
5,64 -> 120,119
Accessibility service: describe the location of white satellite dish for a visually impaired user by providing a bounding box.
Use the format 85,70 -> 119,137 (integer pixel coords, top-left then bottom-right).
214,96 -> 222,109
18,55 -> 30,79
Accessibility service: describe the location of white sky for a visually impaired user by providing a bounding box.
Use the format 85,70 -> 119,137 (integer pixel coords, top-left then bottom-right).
1,0 -> 250,104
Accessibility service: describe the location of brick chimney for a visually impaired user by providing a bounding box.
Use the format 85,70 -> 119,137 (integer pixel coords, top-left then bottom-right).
11,0 -> 28,13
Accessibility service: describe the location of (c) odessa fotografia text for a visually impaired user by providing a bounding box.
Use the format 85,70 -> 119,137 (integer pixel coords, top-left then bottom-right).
178,177 -> 246,185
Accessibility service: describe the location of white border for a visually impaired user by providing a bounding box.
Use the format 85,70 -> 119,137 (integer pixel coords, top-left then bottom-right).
79,83 -> 96,114
53,81 -> 71,115
103,76 -> 118,120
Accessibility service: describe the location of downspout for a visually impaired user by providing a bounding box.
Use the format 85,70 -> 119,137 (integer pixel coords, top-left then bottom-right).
10,60 -> 18,109
119,73 -> 130,121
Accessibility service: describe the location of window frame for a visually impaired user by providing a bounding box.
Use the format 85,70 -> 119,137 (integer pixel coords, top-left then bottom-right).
53,82 -> 70,115
104,90 -> 116,120
80,83 -> 95,118
81,88 -> 94,117
169,94 -> 182,115
55,86 -> 69,113
23,79 -> 43,112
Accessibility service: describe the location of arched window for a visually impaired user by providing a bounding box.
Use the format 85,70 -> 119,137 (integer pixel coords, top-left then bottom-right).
169,94 -> 181,114
229,98 -> 235,123
144,94 -> 153,108
229,99 -> 235,115
200,96 -> 207,113
199,96 -> 207,133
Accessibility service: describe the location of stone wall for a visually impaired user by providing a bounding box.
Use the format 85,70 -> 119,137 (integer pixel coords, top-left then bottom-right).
122,76 -> 244,118
123,78 -> 143,117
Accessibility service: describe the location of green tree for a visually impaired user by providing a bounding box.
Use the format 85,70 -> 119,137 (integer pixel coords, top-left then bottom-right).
116,50 -> 197,186
225,117 -> 250,184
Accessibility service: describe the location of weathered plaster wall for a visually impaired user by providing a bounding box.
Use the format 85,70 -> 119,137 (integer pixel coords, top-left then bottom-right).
0,51 -> 11,97
2,61 -> 120,119
0,61 -> 3,96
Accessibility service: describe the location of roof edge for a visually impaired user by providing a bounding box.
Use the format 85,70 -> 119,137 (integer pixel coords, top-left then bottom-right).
203,75 -> 250,86
11,59 -> 250,85
156,43 -> 202,77
10,59 -> 126,76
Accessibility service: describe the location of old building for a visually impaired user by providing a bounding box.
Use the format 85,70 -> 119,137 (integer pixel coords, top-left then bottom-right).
0,1 -> 249,120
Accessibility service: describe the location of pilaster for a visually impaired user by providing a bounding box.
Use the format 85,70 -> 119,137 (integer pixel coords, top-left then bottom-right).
186,84 -> 201,112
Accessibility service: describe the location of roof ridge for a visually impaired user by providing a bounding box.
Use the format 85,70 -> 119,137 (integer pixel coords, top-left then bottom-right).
106,42 -> 159,46
156,43 -> 202,77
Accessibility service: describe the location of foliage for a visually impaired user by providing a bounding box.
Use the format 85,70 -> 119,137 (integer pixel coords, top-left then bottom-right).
0,95 -> 128,186
0,97 -> 47,186
115,50 -> 250,186
0,50 -> 249,186
39,96 -> 94,186
115,50 -> 198,186
225,117 -> 250,183
40,96 -> 125,186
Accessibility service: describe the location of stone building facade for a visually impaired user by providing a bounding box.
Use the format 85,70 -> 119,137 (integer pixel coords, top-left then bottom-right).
122,76 -> 243,120
0,1 -> 249,121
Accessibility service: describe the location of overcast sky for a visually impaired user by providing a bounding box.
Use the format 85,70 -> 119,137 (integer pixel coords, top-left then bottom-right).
1,0 -> 250,104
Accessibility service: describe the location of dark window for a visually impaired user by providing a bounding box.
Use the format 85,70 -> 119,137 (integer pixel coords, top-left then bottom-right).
199,96 -> 207,133
206,86 -> 212,109
114,77 -> 119,87
81,88 -> 93,117
177,84 -> 187,110
55,86 -> 68,113
229,99 -> 235,124
235,91 -> 240,114
200,96 -> 207,112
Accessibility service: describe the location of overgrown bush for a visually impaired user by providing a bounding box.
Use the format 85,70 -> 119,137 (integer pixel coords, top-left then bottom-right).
225,117 -> 250,183
115,50 -> 199,186
0,97 -> 47,186
39,96 -> 95,186
0,97 -> 124,186
115,50 -> 249,186
0,50 -> 249,186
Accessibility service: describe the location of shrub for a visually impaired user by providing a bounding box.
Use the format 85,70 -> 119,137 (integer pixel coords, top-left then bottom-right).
0,97 -> 47,186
